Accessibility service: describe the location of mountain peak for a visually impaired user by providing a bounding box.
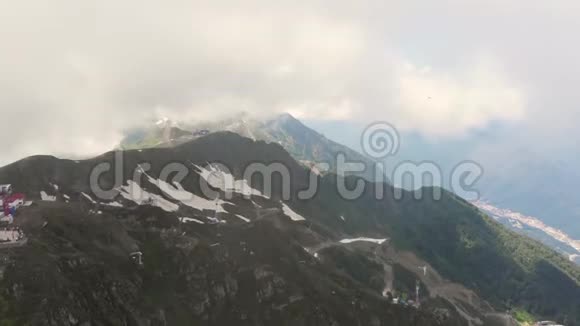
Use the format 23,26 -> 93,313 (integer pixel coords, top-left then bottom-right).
119,112 -> 374,178
269,112 -> 307,130
276,112 -> 298,122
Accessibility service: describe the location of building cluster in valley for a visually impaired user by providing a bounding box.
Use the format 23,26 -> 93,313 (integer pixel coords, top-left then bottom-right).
0,184 -> 28,245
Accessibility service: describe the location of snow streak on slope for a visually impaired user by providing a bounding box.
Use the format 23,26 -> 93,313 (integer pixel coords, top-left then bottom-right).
193,163 -> 266,197
281,203 -> 306,221
235,214 -> 251,223
144,173 -> 229,214
104,201 -> 123,207
81,192 -> 97,204
118,180 -> 179,212
339,237 -> 388,245
40,191 -> 56,202
179,217 -> 205,224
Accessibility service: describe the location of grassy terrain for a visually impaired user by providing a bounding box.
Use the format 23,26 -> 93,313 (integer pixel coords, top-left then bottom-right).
513,308 -> 535,324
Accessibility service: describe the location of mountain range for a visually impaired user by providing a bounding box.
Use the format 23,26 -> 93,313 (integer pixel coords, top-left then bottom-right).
0,117 -> 577,325
119,113 -> 375,179
119,114 -> 580,266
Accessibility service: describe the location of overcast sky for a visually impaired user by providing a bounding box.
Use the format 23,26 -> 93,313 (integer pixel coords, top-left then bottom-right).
1,0 -> 579,166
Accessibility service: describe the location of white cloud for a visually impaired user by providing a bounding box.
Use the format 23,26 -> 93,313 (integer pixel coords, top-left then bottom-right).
391,58 -> 525,136
5,0 -> 580,165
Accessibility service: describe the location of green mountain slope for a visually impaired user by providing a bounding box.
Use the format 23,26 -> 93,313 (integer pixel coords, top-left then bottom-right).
308,172 -> 580,323
118,113 -> 376,179
0,132 -> 578,325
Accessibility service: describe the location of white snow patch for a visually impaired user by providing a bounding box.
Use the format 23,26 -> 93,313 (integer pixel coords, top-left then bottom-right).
104,201 -> 123,207
118,180 -> 179,212
340,215 -> 346,221
63,194 -> 70,200
51,183 -> 59,191
179,217 -> 205,224
81,192 -> 97,204
206,216 -> 226,224
146,175 -> 228,213
339,237 -> 388,245
235,214 -> 251,223
281,203 -> 306,221
40,191 -> 56,202
193,163 -> 266,198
